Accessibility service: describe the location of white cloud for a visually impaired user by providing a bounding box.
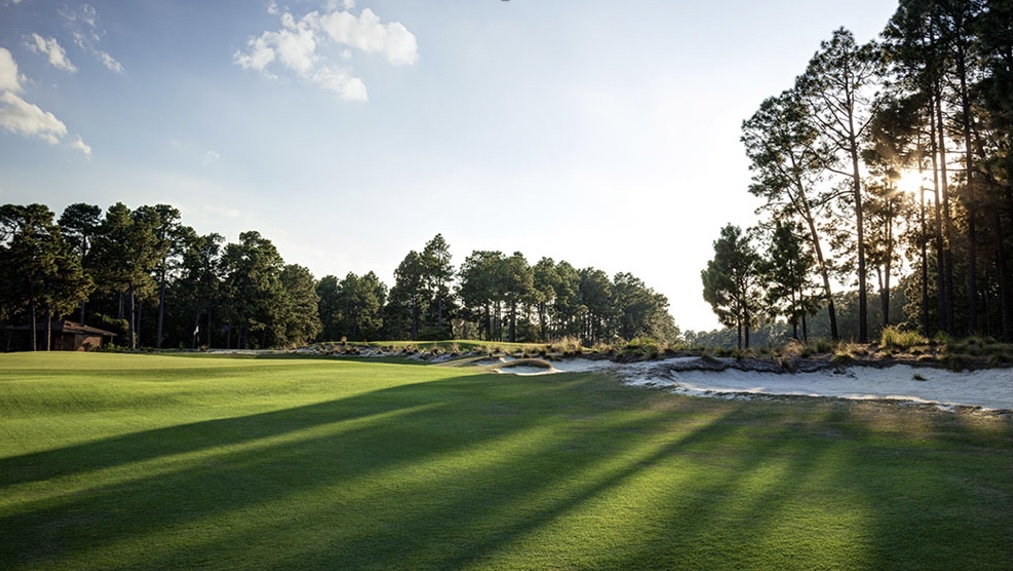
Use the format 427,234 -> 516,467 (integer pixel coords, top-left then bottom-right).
317,8 -> 418,66
0,48 -> 22,92
71,136 -> 92,158
234,35 -> 277,73
26,33 -> 78,72
311,66 -> 367,101
202,150 -> 221,166
234,4 -> 417,101
0,91 -> 68,145
63,4 -> 126,74
97,50 -> 124,74
0,48 -> 91,157
274,13 -> 318,74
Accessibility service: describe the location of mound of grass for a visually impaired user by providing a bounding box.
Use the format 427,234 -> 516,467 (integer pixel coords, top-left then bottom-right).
1,352 -> 1010,571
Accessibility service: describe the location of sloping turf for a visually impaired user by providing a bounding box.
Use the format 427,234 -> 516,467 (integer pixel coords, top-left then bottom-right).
1,352 -> 1010,570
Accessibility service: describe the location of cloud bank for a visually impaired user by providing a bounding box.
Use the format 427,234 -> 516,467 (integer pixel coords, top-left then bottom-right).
235,4 -> 418,101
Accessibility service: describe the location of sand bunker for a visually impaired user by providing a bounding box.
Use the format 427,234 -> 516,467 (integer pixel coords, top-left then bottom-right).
496,356 -> 1012,412
492,358 -> 559,376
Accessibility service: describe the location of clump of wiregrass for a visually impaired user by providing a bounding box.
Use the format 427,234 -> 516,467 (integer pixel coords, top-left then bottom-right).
548,336 -> 584,357
879,325 -> 929,354
807,337 -> 836,354
773,339 -> 809,371
831,341 -> 868,365
618,337 -> 663,361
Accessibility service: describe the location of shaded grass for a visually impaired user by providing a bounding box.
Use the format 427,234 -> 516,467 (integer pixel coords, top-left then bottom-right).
1,352 -> 1011,570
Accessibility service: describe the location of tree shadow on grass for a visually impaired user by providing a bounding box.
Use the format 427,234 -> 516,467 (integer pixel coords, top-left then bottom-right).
1,372 -> 1011,571
0,371 -> 612,568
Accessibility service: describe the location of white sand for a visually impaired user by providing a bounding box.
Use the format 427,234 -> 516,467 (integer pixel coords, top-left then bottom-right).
544,357 -> 1013,412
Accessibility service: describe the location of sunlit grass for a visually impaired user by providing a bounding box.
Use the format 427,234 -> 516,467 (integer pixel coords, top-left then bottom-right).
1,352 -> 1010,570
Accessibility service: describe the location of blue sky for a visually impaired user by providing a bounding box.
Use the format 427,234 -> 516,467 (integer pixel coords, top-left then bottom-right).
1,0 -> 899,332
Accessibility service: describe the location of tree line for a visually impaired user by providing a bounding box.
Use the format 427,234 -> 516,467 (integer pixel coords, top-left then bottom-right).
703,0 -> 1011,348
0,203 -> 678,350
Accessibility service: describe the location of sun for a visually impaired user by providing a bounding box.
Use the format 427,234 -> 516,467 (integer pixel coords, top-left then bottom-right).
895,169 -> 925,195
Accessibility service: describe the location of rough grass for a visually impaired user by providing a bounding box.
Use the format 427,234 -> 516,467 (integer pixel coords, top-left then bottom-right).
1,352 -> 1011,571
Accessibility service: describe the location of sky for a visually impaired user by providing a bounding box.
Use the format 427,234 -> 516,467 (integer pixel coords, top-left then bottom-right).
0,0 -> 901,333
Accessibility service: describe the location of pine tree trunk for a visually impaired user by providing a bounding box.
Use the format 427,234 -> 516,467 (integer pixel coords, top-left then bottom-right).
958,43 -> 979,334
929,99 -> 946,334
157,278 -> 166,348
30,302 -> 37,352
129,282 -> 136,350
137,298 -> 143,348
45,305 -> 52,351
796,190 -> 839,340
936,85 -> 956,333
884,214 -> 893,329
849,136 -> 868,343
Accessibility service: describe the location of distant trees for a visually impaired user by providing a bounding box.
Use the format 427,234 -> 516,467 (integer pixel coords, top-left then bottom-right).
1,213 -> 678,350
0,204 -> 92,350
176,232 -> 224,348
702,225 -> 761,349
421,234 -> 454,337
219,231 -> 321,348
58,203 -> 102,323
89,203 -> 161,349
762,221 -> 819,341
317,271 -> 386,342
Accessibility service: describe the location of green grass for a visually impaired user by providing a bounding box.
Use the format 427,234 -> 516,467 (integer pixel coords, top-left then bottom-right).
1,352 -> 1011,570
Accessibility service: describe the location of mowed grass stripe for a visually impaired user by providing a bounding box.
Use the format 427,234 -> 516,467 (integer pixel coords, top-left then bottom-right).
1,352 -> 1010,570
